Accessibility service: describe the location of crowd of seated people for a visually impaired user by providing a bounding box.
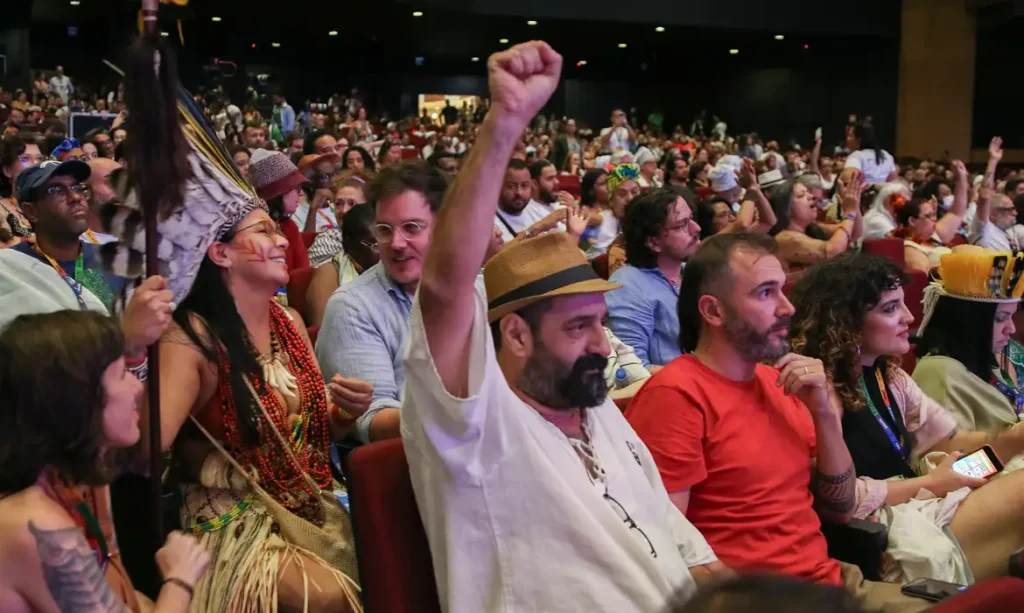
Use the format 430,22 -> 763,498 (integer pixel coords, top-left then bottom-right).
3,37 -> 1024,613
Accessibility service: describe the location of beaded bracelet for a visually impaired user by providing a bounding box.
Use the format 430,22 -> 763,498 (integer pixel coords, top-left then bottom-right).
128,359 -> 149,383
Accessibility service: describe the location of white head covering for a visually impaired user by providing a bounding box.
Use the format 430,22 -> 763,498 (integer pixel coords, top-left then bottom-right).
634,146 -> 656,167
868,182 -> 911,219
709,155 -> 743,192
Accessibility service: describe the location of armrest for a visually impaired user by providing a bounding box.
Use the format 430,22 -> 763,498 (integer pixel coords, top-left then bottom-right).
820,518 -> 888,581
1010,548 -> 1024,579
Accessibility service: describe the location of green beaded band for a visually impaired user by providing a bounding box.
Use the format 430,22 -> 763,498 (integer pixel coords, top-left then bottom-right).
189,493 -> 255,534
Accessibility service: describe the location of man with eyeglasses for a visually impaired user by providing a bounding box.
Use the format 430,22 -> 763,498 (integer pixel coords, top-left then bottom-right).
970,137 -> 1024,252
293,152 -> 340,233
10,160 -> 126,312
606,188 -> 702,372
317,160 -> 451,444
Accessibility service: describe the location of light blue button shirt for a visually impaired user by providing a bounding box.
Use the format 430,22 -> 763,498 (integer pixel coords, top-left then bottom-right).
605,265 -> 681,368
316,262 -> 413,444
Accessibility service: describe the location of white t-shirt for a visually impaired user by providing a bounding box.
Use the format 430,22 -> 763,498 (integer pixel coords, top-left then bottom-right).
400,286 -> 716,613
292,200 -> 337,233
844,149 -> 896,184
969,217 -> 1023,252
862,207 -> 897,240
588,211 -> 620,256
600,126 -> 633,153
493,200 -> 558,242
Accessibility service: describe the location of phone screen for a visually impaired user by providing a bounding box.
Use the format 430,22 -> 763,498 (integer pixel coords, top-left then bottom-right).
952,449 -> 999,479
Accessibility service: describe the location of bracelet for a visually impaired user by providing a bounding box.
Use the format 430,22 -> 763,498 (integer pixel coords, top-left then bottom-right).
842,213 -> 857,222
125,352 -> 147,368
128,358 -> 149,382
162,577 -> 194,600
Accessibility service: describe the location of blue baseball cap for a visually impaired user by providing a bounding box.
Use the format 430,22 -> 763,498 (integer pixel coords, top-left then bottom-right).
15,159 -> 91,203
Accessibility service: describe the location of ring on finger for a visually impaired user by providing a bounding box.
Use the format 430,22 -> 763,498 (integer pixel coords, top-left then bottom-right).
803,366 -> 809,375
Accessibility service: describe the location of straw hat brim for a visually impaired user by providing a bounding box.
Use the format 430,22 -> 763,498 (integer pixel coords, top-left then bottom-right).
487,277 -> 622,323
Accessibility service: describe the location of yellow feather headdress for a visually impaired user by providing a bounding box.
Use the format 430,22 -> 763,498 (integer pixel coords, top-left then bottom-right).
917,246 -> 1024,335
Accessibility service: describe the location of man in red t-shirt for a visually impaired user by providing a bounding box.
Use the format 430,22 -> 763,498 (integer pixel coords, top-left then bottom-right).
626,233 -> 929,613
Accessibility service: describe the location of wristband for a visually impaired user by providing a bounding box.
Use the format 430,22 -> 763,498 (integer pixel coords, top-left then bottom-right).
163,577 -> 194,600
125,352 -> 147,368
843,213 -> 857,222
128,358 -> 149,382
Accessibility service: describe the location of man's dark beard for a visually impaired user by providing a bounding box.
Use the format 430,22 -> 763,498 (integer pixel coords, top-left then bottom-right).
540,188 -> 556,204
723,305 -> 791,363
517,343 -> 608,410
499,197 -> 529,215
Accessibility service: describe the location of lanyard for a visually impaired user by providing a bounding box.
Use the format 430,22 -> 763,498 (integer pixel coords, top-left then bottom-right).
858,369 -> 907,459
34,245 -> 88,311
991,370 -> 1024,419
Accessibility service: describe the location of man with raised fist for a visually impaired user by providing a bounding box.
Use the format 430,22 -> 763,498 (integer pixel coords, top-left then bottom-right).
400,41 -> 726,613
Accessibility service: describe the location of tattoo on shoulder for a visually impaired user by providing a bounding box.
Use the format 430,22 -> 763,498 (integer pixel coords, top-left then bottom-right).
28,522 -> 129,613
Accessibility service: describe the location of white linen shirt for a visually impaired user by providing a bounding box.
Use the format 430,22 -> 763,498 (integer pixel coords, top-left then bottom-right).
400,284 -> 716,613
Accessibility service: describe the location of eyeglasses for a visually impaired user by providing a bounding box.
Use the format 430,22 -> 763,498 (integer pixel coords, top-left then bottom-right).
234,219 -> 283,237
360,239 -> 378,253
994,207 -> 1016,215
917,213 -> 938,221
18,154 -> 43,166
370,220 -> 428,244
604,492 -> 657,558
44,183 -> 90,201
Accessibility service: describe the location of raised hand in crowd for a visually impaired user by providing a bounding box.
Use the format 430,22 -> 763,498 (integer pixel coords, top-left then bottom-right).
121,275 -> 175,356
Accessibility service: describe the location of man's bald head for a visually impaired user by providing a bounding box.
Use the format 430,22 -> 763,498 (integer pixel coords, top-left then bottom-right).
87,157 -> 121,208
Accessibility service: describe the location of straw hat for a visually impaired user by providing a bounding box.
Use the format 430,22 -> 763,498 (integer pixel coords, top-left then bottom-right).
484,232 -> 621,322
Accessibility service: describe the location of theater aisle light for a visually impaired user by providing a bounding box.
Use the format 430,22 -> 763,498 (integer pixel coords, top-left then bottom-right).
618,43 -> 627,48
577,60 -> 587,66
329,30 -> 338,36
70,0 -> 81,5
527,20 -> 538,26
729,48 -> 739,55
272,42 -> 281,48
499,38 -> 509,44
471,57 -> 480,62
775,34 -> 785,40
655,26 -> 665,33
161,31 -> 170,37
804,44 -> 810,49
412,11 -> 423,17
211,16 -> 222,22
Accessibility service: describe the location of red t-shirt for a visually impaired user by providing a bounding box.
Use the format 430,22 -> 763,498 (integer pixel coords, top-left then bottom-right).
625,354 -> 841,585
279,217 -> 310,271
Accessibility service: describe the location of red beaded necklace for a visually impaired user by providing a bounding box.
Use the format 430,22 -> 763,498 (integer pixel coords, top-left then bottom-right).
217,303 -> 332,525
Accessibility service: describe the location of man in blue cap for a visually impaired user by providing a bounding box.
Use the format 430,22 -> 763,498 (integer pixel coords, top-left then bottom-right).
10,159 -> 125,311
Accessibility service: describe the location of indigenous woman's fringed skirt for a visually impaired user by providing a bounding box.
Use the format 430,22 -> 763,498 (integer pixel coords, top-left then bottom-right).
181,485 -> 362,613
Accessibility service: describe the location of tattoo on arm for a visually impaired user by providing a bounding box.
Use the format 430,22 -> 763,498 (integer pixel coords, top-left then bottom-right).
812,465 -> 857,515
29,522 -> 130,613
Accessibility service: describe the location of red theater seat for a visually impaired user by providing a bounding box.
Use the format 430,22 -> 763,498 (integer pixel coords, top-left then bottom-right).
904,269 -> 929,331
863,237 -> 906,268
347,439 -> 443,613
286,266 -> 317,325
592,253 -> 610,280
931,577 -> 1024,612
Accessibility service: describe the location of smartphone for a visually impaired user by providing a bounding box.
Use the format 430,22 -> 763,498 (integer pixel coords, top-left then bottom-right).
901,578 -> 968,602
951,445 -> 1003,479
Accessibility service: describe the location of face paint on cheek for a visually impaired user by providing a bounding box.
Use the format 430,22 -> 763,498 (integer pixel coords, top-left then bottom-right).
235,235 -> 269,263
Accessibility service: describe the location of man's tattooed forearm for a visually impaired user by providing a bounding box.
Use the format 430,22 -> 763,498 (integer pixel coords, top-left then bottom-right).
29,522 -> 129,613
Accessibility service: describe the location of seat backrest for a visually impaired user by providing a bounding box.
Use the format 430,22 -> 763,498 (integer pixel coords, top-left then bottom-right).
862,237 -> 906,268
930,577 -> 1024,612
347,439 -> 442,613
591,253 -> 610,280
286,266 -> 318,325
903,268 -> 929,331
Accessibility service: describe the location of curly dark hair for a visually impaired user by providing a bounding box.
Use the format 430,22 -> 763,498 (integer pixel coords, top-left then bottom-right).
788,253 -> 907,412
0,310 -> 125,493
342,145 -> 376,172
768,180 -> 829,240
622,188 -> 680,268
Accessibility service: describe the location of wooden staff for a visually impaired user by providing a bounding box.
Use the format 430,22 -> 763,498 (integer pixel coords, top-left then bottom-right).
140,0 -> 164,545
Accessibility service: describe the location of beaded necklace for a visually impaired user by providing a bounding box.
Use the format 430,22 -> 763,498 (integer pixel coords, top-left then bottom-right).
216,303 -> 333,525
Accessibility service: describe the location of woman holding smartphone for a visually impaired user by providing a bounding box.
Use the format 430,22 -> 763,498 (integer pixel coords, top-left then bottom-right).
789,253 -> 1024,584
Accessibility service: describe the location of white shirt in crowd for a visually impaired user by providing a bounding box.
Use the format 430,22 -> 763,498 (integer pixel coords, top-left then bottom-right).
844,149 -> 896,184
600,126 -> 634,153
969,217 -> 1024,252
588,212 -> 620,257
400,286 -> 717,613
48,74 -> 73,103
292,200 -> 337,233
493,199 -> 561,242
862,207 -> 897,240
